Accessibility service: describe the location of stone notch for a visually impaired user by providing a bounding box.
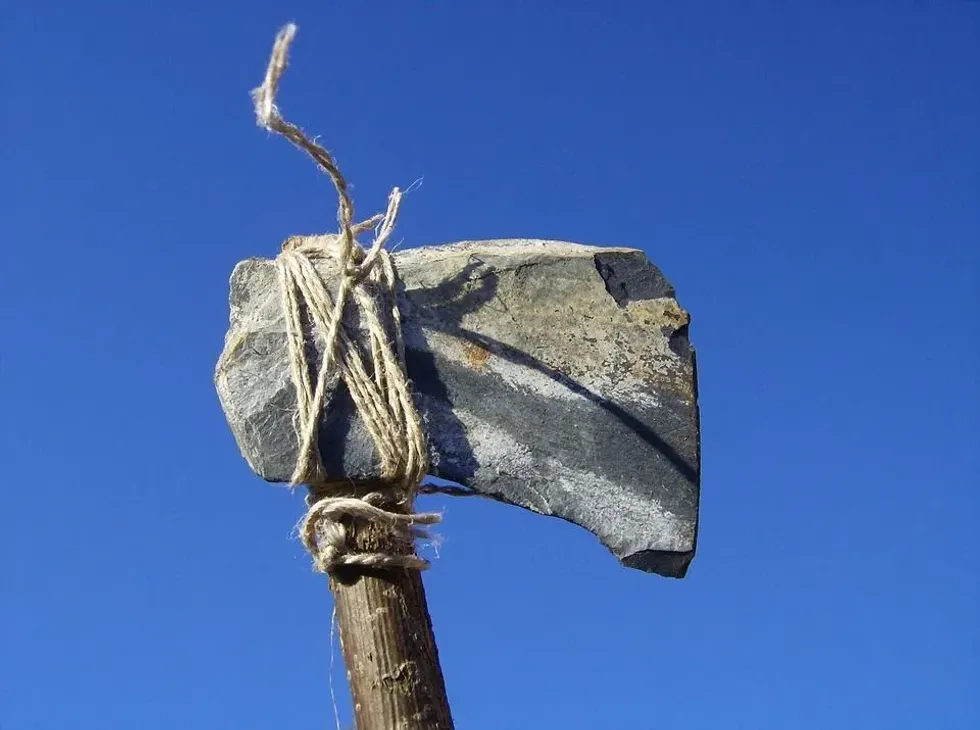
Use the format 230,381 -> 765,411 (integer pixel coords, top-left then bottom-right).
215,239 -> 700,577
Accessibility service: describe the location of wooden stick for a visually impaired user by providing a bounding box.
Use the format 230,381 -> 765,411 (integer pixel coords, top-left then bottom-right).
324,491 -> 454,730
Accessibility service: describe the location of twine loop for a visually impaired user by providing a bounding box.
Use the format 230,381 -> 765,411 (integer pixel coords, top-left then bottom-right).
252,23 -> 438,573
300,488 -> 441,573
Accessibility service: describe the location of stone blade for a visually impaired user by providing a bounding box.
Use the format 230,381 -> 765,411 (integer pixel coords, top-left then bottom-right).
215,239 -> 700,577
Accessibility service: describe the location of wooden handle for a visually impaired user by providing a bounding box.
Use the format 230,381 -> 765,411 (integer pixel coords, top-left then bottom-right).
327,499 -> 454,729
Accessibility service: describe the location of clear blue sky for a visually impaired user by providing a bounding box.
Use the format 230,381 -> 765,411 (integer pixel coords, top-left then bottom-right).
2,2 -> 977,728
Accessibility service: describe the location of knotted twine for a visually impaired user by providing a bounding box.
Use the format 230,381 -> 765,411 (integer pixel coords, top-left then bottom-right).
252,23 -> 439,574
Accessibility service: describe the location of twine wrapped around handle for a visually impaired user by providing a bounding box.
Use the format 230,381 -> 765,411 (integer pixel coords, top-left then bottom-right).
252,24 -> 439,573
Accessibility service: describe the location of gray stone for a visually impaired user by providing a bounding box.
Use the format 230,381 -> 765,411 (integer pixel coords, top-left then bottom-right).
215,239 -> 700,577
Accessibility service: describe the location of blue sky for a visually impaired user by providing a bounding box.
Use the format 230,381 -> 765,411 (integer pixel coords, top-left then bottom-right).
2,2 -> 977,728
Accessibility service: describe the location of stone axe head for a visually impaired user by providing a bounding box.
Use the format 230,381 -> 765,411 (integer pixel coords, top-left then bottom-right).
215,238 -> 700,577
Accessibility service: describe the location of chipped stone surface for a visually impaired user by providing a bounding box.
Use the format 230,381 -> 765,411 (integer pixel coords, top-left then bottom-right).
215,239 -> 700,577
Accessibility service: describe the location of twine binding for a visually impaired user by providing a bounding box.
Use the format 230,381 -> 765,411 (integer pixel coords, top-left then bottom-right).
252,23 -> 439,574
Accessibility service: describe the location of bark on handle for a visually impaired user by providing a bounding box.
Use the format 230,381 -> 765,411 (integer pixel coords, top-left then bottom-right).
327,497 -> 454,729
